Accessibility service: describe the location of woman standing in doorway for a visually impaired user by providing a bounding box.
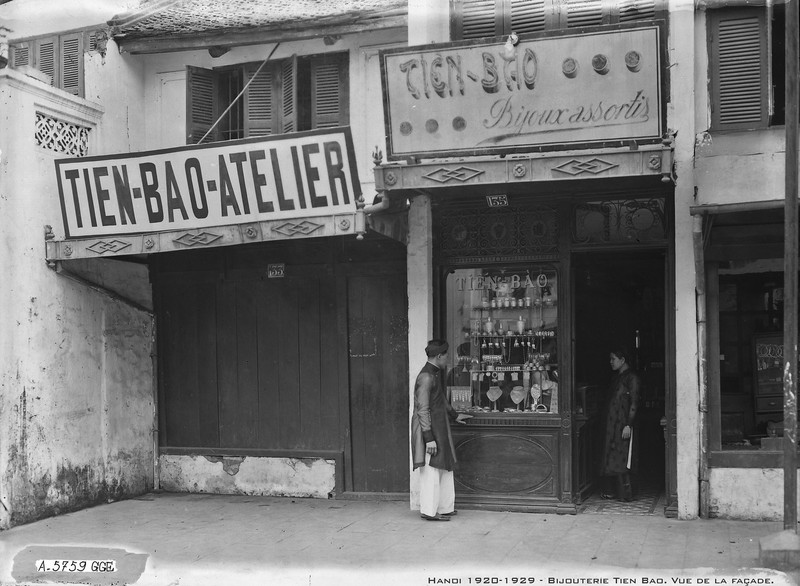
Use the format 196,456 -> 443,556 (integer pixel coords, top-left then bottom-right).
600,346 -> 641,501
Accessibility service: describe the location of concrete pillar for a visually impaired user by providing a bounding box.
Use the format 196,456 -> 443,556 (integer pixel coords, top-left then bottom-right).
669,1 -> 700,519
407,192 -> 434,510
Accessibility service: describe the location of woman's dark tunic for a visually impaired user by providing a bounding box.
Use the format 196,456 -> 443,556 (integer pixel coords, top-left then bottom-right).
601,368 -> 641,475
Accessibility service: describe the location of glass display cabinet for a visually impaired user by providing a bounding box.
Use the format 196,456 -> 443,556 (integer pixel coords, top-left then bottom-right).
443,264 -> 570,512
445,265 -> 559,414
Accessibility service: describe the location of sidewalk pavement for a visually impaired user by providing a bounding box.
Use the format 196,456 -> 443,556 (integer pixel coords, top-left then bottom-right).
0,492 -> 797,586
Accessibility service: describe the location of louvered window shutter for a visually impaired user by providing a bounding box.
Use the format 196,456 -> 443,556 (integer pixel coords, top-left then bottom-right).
310,54 -> 348,129
60,33 -> 82,96
186,66 -> 217,144
617,0 -> 657,23
10,43 -> 30,68
563,0 -> 606,28
37,39 -> 56,86
244,62 -> 277,137
709,9 -> 768,131
510,0 -> 546,34
453,0 -> 502,40
280,56 -> 298,133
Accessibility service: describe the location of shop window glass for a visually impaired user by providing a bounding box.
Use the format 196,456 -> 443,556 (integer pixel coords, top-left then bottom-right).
717,270 -> 784,448
444,264 -> 559,414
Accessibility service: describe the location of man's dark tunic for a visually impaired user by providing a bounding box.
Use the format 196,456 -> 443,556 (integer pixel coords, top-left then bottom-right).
411,362 -> 458,471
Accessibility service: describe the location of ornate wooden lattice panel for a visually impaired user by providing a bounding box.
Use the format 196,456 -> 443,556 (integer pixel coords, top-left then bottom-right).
572,197 -> 667,246
35,112 -> 90,157
435,205 -> 559,264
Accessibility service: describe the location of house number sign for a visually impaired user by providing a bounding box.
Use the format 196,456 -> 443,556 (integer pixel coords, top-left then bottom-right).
267,263 -> 285,278
380,24 -> 662,159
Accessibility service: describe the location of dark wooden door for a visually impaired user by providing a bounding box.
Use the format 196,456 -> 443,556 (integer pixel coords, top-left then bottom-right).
346,266 -> 409,494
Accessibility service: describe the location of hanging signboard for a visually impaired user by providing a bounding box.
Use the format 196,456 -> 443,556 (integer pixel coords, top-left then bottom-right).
380,23 -> 663,160
55,127 -> 361,239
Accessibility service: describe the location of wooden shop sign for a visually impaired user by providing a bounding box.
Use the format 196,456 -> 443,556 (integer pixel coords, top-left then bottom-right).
380,23 -> 663,159
55,127 -> 361,239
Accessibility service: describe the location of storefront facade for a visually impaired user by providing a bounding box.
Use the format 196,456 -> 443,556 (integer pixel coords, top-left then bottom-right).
377,3 -> 681,514
2,0 -> 795,527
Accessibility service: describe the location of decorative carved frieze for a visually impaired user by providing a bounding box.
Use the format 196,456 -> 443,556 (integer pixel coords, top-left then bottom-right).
423,166 -> 485,183
552,158 -> 619,176
86,239 -> 131,255
272,220 -> 323,237
173,232 -> 222,247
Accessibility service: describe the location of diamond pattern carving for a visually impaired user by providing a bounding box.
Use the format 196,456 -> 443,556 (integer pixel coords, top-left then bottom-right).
272,220 -> 323,237
86,239 -> 132,255
173,232 -> 223,247
423,166 -> 485,183
553,158 -> 618,176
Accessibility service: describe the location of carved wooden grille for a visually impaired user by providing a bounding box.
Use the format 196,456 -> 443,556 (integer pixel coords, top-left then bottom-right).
572,197 -> 667,246
435,205 -> 559,263
35,112 -> 89,157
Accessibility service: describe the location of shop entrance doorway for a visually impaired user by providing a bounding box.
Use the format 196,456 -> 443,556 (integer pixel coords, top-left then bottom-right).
572,250 -> 668,514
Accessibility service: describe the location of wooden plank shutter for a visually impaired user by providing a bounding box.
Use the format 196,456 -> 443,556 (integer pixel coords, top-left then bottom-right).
37,39 -> 56,86
280,56 -> 298,133
453,0 -> 501,40
709,9 -> 768,130
310,54 -> 348,129
10,43 -> 30,68
510,0 -> 546,34
186,65 -> 217,144
60,33 -> 82,96
244,62 -> 276,137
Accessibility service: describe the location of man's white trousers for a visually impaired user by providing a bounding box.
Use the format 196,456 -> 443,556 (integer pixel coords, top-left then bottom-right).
418,453 -> 455,517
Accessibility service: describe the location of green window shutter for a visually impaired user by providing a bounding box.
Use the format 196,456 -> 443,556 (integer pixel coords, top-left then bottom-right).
510,0 -> 546,34
709,9 -> 768,131
310,54 -> 348,129
37,39 -> 56,86
186,65 -> 217,144
60,33 -> 82,96
10,43 -> 30,68
453,0 -> 502,40
244,62 -> 276,137
280,56 -> 298,133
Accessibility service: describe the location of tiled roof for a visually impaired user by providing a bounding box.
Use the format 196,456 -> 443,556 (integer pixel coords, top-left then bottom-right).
110,0 -> 407,39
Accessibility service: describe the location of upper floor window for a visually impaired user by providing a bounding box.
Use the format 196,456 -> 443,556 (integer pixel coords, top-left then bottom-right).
708,5 -> 787,131
9,31 -> 97,97
450,0 -> 665,39
186,52 -> 349,144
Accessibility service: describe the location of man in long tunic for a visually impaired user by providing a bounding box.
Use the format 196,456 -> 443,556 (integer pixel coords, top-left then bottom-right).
600,346 -> 641,502
411,339 -> 472,521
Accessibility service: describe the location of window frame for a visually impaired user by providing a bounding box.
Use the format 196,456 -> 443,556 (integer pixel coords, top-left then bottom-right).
9,29 -> 95,97
186,52 -> 349,145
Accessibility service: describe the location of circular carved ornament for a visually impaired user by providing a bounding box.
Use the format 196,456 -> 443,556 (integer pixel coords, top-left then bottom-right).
63,244 -> 73,256
339,218 -> 351,231
513,163 -> 527,178
561,417 -> 572,429
648,155 -> 661,171
384,171 -> 397,186
245,226 -> 258,239
144,238 -> 155,249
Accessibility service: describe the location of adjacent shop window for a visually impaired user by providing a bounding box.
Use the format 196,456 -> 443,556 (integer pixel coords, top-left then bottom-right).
9,31 -> 95,97
717,268 -> 785,448
444,265 -> 559,414
186,53 -> 349,144
450,0 -> 664,39
707,5 -> 786,131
